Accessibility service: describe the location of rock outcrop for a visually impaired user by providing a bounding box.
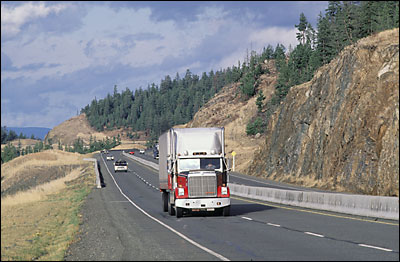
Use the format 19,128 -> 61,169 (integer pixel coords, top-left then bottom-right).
248,29 -> 399,196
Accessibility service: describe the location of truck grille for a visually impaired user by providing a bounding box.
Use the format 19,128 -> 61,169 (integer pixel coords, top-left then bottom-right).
188,174 -> 217,198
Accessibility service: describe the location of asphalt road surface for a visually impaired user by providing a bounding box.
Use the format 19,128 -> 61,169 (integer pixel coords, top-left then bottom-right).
65,150 -> 399,261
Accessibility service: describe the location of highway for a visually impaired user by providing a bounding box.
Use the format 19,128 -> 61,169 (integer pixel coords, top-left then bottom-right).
66,149 -> 399,261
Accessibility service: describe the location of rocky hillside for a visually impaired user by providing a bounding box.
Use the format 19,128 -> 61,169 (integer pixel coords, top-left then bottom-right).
248,28 -> 399,196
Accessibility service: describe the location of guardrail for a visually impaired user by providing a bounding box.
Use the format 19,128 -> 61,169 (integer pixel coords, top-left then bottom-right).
122,152 -> 399,220
83,158 -> 102,189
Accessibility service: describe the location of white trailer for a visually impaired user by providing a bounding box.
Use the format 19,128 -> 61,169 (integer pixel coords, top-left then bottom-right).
159,127 -> 230,218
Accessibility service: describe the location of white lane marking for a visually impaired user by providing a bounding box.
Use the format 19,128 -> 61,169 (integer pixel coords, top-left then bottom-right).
267,223 -> 281,227
241,217 -> 253,221
304,232 -> 324,238
358,244 -> 393,252
101,156 -> 230,261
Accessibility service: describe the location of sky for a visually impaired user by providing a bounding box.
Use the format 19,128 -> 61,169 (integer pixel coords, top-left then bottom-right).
1,1 -> 329,129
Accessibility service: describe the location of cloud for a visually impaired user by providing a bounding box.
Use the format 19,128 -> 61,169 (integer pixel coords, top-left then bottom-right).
1,52 -> 16,71
1,2 -> 329,128
1,1 -> 68,37
249,27 -> 298,51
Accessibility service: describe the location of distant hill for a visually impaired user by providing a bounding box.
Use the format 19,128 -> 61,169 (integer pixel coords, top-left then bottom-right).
6,127 -> 51,140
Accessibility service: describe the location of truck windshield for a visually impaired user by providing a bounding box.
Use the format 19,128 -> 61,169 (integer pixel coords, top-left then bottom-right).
179,158 -> 221,171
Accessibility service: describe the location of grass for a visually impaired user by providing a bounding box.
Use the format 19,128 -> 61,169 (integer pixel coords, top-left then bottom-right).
1,150 -> 96,261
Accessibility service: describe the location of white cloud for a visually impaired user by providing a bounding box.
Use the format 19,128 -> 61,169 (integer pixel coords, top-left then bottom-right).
249,27 -> 298,52
1,1 -> 68,37
2,35 -> 91,81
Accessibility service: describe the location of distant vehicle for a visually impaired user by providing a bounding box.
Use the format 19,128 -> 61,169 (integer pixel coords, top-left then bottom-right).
153,147 -> 159,159
129,151 -> 135,155
139,149 -> 145,154
114,159 -> 128,172
106,155 -> 114,161
103,150 -> 109,154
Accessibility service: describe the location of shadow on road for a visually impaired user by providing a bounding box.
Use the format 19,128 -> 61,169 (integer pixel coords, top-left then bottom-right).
171,203 -> 275,218
230,203 -> 275,216
96,159 -> 106,188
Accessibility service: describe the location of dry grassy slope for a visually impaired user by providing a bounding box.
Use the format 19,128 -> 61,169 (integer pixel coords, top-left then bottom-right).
1,150 -> 91,198
44,113 -> 148,150
184,60 -> 278,173
1,150 -> 96,261
45,113 -> 108,146
0,138 -> 40,150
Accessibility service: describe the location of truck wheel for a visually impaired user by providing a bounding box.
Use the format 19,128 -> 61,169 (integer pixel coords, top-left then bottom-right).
167,193 -> 175,216
176,207 -> 183,218
223,206 -> 230,216
162,191 -> 168,212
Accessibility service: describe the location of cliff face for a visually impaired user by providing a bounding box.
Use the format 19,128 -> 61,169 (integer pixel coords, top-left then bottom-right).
249,29 -> 399,196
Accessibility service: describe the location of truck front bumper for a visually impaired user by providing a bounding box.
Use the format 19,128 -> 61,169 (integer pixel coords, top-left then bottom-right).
175,197 -> 230,210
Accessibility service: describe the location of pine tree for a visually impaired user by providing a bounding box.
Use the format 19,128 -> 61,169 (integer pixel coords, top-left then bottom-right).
295,13 -> 308,45
256,90 -> 266,112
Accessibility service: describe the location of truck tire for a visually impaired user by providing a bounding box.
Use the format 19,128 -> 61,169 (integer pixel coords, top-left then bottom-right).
162,191 -> 168,212
167,193 -> 175,216
215,208 -> 223,216
223,206 -> 230,216
176,207 -> 183,218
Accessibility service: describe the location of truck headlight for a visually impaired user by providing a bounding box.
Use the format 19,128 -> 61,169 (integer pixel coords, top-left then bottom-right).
221,187 -> 228,195
178,188 -> 185,196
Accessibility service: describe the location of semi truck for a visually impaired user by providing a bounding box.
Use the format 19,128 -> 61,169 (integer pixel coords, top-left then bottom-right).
159,127 -> 230,218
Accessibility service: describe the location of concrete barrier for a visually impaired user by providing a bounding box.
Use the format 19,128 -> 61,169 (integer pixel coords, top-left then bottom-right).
121,153 -> 399,220
229,183 -> 399,220
83,158 -> 102,189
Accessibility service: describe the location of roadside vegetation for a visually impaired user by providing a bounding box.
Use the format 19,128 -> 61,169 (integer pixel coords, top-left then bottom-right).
1,150 -> 96,261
